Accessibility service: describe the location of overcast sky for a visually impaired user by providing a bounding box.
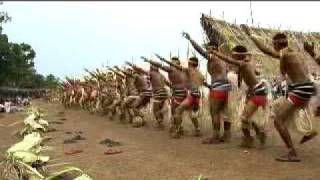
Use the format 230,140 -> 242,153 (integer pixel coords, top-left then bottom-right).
1,1 -> 319,79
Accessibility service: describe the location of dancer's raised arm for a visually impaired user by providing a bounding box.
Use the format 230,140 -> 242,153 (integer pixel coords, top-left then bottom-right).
241,24 -> 280,59
182,32 -> 209,59
210,50 -> 242,66
142,56 -> 171,72
125,61 -> 148,74
154,53 -> 186,71
114,66 -> 132,77
107,67 -> 125,79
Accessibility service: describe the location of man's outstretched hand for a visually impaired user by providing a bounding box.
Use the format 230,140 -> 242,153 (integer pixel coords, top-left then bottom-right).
154,53 -> 163,60
140,56 -> 149,62
182,31 -> 191,40
125,61 -> 133,66
114,65 -> 120,70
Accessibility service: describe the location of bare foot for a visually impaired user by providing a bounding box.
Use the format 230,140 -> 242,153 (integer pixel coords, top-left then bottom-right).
276,153 -> 301,162
276,149 -> 300,162
300,131 -> 318,144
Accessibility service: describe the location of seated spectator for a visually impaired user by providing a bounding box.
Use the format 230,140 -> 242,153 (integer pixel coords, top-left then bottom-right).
4,99 -> 11,113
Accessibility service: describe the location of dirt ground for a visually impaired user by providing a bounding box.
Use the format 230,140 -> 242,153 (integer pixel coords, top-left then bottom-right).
1,100 -> 320,180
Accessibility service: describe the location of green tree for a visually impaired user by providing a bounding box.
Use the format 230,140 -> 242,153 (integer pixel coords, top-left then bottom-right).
4,43 -> 36,87
0,4 -> 60,89
45,74 -> 60,88
32,74 -> 45,88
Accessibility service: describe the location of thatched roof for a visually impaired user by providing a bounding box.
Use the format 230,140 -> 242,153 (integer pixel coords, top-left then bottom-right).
200,13 -> 320,54
200,13 -> 320,78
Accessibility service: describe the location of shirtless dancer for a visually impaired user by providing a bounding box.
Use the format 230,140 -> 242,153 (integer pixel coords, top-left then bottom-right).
114,66 -> 139,124
125,61 -> 153,127
210,45 -> 268,148
62,80 -> 74,107
145,56 -> 196,138
242,24 -> 317,162
128,57 -> 170,130
83,69 -> 102,113
155,53 -> 204,138
98,71 -> 115,114
183,32 -> 232,143
105,69 -> 125,118
78,81 -> 91,110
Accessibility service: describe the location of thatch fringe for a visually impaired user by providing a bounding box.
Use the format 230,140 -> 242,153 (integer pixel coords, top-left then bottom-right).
200,13 -> 320,78
200,13 -> 320,54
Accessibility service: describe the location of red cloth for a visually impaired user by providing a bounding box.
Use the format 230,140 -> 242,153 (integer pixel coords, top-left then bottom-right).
172,91 -> 200,107
187,94 -> 200,107
172,96 -> 185,105
249,95 -> 267,107
288,94 -> 307,106
209,90 -> 229,101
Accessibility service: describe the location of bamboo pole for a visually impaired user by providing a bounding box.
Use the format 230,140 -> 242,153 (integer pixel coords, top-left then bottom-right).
249,0 -> 254,25
186,42 -> 190,59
